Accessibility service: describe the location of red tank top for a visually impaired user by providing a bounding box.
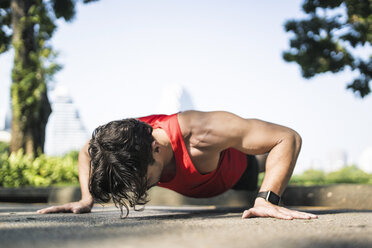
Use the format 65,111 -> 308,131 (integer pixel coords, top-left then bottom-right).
138,113 -> 247,198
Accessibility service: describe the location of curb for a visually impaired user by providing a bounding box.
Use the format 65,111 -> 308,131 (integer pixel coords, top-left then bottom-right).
148,184 -> 372,209
281,184 -> 372,209
1,184 -> 372,209
0,186 -> 81,204
0,187 -> 52,203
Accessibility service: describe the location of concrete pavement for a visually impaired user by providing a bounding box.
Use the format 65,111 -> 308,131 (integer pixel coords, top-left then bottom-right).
1,203 -> 372,248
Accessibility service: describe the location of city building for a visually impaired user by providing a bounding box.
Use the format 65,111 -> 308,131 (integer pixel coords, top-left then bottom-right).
44,85 -> 89,156
156,84 -> 194,114
359,146 -> 372,173
324,149 -> 348,172
0,104 -> 11,143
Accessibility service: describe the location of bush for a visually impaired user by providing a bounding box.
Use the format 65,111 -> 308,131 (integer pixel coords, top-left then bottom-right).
289,165 -> 372,186
0,141 -> 9,154
326,165 -> 372,184
0,150 -> 79,187
290,169 -> 326,186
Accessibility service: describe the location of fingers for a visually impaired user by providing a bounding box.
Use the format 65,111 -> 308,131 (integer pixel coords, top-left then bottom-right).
242,206 -> 318,220
72,206 -> 88,214
37,203 -> 92,214
242,209 -> 253,218
72,208 -> 80,214
242,208 -> 293,220
37,205 -> 71,214
37,206 -> 65,214
278,208 -> 318,219
242,208 -> 270,218
272,210 -> 294,220
266,207 -> 293,220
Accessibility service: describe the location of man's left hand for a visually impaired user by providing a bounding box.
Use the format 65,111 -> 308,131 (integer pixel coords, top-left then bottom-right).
242,197 -> 318,220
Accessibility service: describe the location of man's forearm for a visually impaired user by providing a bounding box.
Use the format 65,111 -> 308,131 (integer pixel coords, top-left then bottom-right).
36,143 -> 94,214
259,132 -> 302,196
240,129 -> 317,220
78,142 -> 94,204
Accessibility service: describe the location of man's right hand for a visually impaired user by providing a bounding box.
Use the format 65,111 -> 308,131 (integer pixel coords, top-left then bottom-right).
37,199 -> 93,214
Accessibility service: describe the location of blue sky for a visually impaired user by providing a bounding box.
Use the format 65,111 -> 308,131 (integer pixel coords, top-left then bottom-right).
0,0 -> 371,172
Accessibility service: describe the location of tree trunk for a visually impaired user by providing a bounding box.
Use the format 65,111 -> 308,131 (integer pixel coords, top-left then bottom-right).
10,0 -> 51,155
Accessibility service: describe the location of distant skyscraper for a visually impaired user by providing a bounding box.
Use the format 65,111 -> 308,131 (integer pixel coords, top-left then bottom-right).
0,108 -> 5,131
0,103 -> 11,142
45,85 -> 89,156
359,146 -> 372,173
4,105 -> 11,132
324,149 -> 348,172
156,84 -> 194,114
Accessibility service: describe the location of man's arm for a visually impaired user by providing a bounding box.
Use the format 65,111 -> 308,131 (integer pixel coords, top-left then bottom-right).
237,118 -> 317,219
37,140 -> 94,214
182,110 -> 317,220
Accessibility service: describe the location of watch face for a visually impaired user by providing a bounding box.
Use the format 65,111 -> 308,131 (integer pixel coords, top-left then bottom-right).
267,191 -> 280,205
257,191 -> 281,205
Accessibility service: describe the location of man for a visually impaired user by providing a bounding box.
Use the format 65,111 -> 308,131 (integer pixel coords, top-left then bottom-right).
38,110 -> 317,220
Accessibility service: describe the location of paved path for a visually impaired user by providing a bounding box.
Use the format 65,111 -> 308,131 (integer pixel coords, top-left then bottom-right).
1,203 -> 372,248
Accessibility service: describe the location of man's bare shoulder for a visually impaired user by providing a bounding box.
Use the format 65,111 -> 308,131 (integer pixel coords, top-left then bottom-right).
177,110 -> 204,126
177,110 -> 244,149
177,110 -> 243,129
177,110 -> 203,138
177,110 -> 225,133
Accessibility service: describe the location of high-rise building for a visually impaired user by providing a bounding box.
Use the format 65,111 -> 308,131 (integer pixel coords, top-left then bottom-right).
324,149 -> 348,172
156,84 -> 194,114
45,86 -> 89,156
0,104 -> 11,143
359,146 -> 372,173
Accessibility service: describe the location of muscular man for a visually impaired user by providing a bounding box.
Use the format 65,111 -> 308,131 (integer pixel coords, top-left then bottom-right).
38,110 -> 317,220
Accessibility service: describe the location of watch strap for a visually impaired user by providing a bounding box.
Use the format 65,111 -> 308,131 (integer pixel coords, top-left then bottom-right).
257,191 -> 281,205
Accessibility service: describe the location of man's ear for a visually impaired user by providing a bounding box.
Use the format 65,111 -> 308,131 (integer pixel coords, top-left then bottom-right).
151,140 -> 160,153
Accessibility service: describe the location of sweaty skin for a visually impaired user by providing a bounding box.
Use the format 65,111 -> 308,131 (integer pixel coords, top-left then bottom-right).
38,110 -> 317,220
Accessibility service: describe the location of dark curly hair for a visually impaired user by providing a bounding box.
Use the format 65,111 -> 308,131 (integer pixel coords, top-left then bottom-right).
88,118 -> 155,218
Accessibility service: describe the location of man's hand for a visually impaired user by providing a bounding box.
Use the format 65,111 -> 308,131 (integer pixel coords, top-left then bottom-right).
37,199 -> 93,214
242,198 -> 318,220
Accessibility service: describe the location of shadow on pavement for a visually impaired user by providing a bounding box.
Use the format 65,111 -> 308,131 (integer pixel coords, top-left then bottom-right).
133,206 -> 372,221
289,208 -> 372,215
134,208 -> 241,221
152,206 -> 372,215
290,239 -> 372,248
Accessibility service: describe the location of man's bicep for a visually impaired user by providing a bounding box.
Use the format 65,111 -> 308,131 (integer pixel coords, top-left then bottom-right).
198,112 -> 297,154
180,110 -> 298,154
235,118 -> 297,155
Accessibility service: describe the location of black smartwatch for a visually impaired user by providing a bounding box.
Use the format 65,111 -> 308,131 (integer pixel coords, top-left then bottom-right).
257,191 -> 281,205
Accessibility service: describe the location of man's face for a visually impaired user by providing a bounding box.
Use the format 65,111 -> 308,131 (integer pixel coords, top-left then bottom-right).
146,162 -> 162,190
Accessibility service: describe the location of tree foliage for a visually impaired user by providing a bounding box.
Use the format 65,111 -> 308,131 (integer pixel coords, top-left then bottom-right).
0,0 -> 97,155
283,0 -> 372,98
0,0 -> 98,54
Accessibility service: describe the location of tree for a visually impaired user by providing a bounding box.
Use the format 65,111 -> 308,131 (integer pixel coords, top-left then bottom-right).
283,0 -> 372,98
0,0 -> 97,155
